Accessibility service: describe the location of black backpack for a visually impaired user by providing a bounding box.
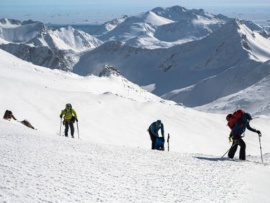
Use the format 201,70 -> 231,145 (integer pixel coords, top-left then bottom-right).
70,116 -> 76,123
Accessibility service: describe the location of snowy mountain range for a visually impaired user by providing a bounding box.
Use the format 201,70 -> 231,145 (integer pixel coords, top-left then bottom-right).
1,5 -> 270,115
73,6 -> 231,49
72,6 -> 268,49
0,18 -> 102,70
73,19 -> 270,115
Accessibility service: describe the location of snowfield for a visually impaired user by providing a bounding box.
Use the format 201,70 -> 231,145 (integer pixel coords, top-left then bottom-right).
1,120 -> 270,203
1,49 -> 270,202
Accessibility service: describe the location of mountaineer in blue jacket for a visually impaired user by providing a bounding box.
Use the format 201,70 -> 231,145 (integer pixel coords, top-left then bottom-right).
226,113 -> 261,160
148,120 -> 164,150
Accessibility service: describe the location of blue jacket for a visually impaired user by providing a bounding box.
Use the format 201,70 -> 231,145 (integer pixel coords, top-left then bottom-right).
231,113 -> 257,139
148,121 -> 164,137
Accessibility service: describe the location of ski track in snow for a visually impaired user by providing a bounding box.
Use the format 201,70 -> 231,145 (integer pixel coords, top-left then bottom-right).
1,121 -> 269,203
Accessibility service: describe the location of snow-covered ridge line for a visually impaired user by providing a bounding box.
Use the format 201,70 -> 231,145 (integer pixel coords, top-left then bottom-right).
0,18 -> 103,70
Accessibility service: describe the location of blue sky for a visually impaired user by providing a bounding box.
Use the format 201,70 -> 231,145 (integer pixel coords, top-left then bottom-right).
1,0 -> 270,24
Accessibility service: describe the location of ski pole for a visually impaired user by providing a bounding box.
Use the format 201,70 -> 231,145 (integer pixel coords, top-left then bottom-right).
221,142 -> 237,158
76,121 -> 80,139
59,118 -> 62,136
167,133 -> 170,152
258,134 -> 263,163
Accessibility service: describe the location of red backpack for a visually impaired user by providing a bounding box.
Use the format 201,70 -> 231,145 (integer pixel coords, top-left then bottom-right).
227,109 -> 245,130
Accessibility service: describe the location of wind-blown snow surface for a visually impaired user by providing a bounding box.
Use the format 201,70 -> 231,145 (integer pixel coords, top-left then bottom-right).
1,120 -> 270,202
1,49 -> 270,202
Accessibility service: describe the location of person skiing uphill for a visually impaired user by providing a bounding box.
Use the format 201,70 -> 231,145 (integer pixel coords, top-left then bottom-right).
226,111 -> 261,160
148,120 -> 164,150
60,103 -> 78,138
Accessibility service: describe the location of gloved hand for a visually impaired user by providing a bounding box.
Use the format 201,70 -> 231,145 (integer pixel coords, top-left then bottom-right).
76,118 -> 78,122
60,115 -> 62,118
228,137 -> 232,143
256,130 -> 261,136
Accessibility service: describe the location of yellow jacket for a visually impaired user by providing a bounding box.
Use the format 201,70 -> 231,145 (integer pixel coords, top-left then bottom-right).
60,108 -> 77,121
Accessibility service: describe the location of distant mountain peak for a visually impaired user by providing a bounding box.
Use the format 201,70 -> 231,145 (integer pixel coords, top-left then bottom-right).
21,19 -> 40,25
152,6 -> 187,14
151,5 -> 226,22
98,65 -> 121,77
0,18 -> 103,70
0,18 -> 21,26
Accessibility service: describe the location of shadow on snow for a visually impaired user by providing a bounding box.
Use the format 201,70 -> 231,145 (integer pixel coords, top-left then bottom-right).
193,156 -> 231,162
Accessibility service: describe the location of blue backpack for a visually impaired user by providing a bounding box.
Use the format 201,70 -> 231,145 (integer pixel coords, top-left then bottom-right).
154,137 -> 165,150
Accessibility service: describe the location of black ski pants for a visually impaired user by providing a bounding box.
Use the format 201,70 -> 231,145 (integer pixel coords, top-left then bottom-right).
64,120 -> 74,138
228,139 -> 246,160
149,131 -> 157,150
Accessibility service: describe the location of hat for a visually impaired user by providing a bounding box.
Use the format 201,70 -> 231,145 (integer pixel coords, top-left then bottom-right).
226,114 -> 232,121
245,113 -> 252,121
66,103 -> 71,108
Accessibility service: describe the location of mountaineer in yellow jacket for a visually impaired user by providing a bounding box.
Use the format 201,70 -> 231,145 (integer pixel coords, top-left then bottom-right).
60,103 -> 78,138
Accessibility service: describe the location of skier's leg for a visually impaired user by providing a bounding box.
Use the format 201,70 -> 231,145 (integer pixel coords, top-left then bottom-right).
228,141 -> 238,159
149,132 -> 156,150
239,139 -> 246,160
70,122 -> 74,138
152,137 -> 157,149
64,121 -> 69,137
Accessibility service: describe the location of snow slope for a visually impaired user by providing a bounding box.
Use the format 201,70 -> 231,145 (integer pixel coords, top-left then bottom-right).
1,120 -> 270,202
98,11 -> 174,48
2,48 -> 270,154
1,49 -> 270,202
196,62 -> 270,116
